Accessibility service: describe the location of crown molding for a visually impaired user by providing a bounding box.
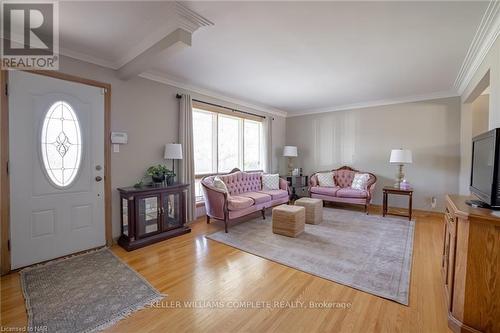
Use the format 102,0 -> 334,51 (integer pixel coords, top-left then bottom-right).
454,0 -> 500,95
1,34 -> 118,69
174,2 -> 214,34
60,47 -> 118,70
139,71 -> 288,118
287,90 -> 459,118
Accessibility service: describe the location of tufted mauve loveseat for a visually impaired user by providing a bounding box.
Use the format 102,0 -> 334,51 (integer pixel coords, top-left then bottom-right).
201,170 -> 289,232
309,166 -> 376,214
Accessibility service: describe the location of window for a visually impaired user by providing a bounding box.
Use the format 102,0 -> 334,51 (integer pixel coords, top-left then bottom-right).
218,115 -> 241,172
244,119 -> 262,171
192,102 -> 265,201
41,101 -> 82,187
193,109 -> 216,174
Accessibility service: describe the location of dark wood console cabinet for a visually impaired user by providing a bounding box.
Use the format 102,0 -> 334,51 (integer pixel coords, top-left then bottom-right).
117,183 -> 191,251
442,195 -> 500,333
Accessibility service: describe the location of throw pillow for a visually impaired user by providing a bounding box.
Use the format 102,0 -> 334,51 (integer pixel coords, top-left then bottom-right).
262,174 -> 280,190
351,173 -> 370,190
213,176 -> 230,195
316,172 -> 336,187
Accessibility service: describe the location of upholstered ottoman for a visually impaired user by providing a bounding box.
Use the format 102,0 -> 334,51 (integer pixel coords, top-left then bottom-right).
272,205 -> 305,237
294,197 -> 323,225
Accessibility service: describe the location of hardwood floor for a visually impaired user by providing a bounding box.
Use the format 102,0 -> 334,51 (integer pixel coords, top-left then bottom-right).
1,208 -> 452,333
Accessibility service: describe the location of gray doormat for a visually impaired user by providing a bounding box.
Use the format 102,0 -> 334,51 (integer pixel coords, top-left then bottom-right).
20,248 -> 163,333
207,208 -> 414,305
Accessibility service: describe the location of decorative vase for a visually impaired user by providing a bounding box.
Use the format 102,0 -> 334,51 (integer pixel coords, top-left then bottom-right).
400,179 -> 411,190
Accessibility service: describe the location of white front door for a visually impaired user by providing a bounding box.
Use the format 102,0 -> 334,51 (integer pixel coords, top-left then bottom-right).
9,71 -> 105,269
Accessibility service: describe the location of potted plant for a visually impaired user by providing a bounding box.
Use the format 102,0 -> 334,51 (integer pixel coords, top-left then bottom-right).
146,164 -> 169,184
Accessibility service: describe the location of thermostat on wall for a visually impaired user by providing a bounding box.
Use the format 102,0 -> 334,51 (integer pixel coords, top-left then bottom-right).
111,132 -> 128,144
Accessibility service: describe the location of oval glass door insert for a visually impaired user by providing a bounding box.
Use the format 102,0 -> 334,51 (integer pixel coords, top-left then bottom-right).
41,101 -> 82,187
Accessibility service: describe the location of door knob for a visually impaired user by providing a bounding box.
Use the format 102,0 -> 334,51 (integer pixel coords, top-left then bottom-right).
95,176 -> 103,182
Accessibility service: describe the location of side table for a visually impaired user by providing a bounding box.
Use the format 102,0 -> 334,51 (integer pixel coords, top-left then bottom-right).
382,186 -> 413,221
285,175 -> 309,201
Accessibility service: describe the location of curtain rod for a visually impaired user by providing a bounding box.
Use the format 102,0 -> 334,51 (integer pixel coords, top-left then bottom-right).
176,94 -> 266,119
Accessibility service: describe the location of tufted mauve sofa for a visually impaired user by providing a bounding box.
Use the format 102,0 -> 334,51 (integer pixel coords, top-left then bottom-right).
201,170 -> 289,232
309,166 -> 376,214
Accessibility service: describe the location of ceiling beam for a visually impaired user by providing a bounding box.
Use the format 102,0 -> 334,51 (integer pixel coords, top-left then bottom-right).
117,2 -> 213,80
117,28 -> 191,80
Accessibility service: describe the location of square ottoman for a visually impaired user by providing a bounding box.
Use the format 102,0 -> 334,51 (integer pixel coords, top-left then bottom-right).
295,197 -> 323,225
272,204 -> 305,237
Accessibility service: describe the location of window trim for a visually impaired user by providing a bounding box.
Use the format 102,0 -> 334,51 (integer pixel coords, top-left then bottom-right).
192,100 -> 264,122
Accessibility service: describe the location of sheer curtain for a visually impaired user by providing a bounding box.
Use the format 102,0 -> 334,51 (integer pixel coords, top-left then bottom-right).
262,116 -> 273,173
179,94 -> 195,222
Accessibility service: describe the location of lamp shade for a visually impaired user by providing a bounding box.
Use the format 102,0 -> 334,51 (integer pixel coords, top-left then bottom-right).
164,143 -> 183,160
390,149 -> 412,164
283,146 -> 298,157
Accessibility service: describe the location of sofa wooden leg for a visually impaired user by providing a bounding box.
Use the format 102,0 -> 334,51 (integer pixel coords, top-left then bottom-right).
261,208 -> 266,220
224,218 -> 228,233
206,215 -> 210,224
365,204 -> 369,215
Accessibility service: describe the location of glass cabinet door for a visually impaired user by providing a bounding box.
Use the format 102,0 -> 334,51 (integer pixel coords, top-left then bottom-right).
137,195 -> 160,237
162,193 -> 181,231
122,198 -> 129,236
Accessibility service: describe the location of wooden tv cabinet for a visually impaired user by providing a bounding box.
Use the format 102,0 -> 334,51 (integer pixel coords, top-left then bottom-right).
442,195 -> 500,333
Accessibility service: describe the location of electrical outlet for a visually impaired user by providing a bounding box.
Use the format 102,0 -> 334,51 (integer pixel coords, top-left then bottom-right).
431,196 -> 437,209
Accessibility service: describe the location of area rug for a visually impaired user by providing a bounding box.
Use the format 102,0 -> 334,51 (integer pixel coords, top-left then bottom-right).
206,207 -> 414,305
20,248 -> 164,333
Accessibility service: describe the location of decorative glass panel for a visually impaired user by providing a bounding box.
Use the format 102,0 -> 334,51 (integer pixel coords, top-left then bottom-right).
144,197 -> 159,233
41,101 -> 82,187
137,196 -> 159,236
122,198 -> 128,236
163,193 -> 180,230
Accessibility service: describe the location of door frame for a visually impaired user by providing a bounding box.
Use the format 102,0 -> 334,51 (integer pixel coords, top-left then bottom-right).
0,69 -> 112,275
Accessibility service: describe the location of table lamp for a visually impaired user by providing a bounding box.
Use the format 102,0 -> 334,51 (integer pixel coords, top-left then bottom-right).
164,143 -> 183,175
390,148 -> 412,188
283,146 -> 298,175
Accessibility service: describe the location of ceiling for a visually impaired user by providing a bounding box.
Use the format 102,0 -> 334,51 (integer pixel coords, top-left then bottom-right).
57,1 -> 488,115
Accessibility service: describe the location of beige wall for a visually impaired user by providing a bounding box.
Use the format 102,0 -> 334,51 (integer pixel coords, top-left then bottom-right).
472,94 -> 489,137
57,56 -> 286,238
286,97 -> 461,211
460,35 -> 500,194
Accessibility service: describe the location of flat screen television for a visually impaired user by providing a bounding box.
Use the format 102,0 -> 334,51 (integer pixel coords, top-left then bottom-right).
469,128 -> 500,209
